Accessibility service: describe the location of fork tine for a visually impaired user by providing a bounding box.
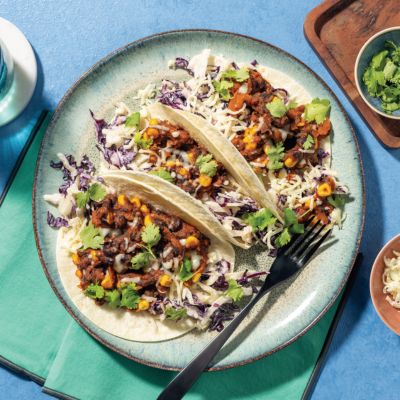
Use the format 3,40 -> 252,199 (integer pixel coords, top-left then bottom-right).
285,220 -> 322,256
291,222 -> 325,258
298,227 -> 332,266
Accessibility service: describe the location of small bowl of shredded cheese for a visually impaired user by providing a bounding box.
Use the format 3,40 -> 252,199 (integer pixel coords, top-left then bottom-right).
370,235 -> 400,335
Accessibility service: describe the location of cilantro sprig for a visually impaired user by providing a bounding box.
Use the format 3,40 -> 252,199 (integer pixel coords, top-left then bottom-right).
76,183 -> 107,208
85,284 -> 105,299
225,279 -> 244,303
165,307 -> 187,321
304,98 -> 331,124
244,208 -> 277,232
266,142 -> 285,171
130,223 -> 161,270
125,112 -> 141,129
120,283 -> 140,310
212,79 -> 234,101
134,131 -> 153,149
302,135 -> 315,150
149,168 -> 175,183
195,154 -> 218,177
80,221 -> 104,250
212,68 -> 250,101
220,67 -> 250,82
275,208 -> 304,248
178,257 -> 193,282
266,97 -> 287,118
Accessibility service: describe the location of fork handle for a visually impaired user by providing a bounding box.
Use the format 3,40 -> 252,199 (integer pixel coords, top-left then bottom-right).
157,289 -> 267,400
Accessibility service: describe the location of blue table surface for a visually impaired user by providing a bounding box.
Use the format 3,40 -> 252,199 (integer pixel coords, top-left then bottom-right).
1,1 -> 399,399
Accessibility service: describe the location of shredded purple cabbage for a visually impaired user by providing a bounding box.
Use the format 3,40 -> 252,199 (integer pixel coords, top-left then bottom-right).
50,154 -> 95,195
209,303 -> 239,332
317,148 -> 329,165
231,61 -> 239,70
250,59 -> 258,67
91,111 -> 135,168
173,57 -> 193,75
216,260 -> 230,274
212,275 -> 229,291
47,211 -> 68,229
158,80 -> 187,110
278,194 -> 287,206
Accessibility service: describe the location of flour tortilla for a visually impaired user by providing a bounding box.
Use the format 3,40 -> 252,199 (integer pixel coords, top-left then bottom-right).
57,173 -> 235,342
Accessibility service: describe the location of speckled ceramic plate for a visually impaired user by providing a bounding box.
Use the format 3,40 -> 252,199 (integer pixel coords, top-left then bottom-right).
33,30 -> 365,371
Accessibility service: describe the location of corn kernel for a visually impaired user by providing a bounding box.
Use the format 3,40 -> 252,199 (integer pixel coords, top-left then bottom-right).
117,194 -> 126,205
317,183 -> 332,197
243,135 -> 253,144
199,174 -> 212,187
75,269 -> 82,279
90,250 -> 98,262
149,118 -> 158,126
147,127 -> 159,138
101,274 -> 113,289
159,274 -> 172,287
129,197 -> 141,208
263,143 -> 271,155
144,215 -> 152,226
185,235 -> 200,249
178,167 -> 189,176
192,272 -> 201,283
284,156 -> 298,169
138,299 -> 150,311
72,253 -> 79,265
165,160 -> 175,167
140,204 -> 150,214
175,160 -> 182,167
188,151 -> 196,164
245,142 -> 257,152
304,199 -> 314,210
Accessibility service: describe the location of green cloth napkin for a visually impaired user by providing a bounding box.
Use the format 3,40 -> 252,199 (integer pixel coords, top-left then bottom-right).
0,115 -> 340,400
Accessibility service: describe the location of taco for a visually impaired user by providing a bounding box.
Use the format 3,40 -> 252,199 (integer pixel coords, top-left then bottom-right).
51,170 -> 255,342
93,103 -> 283,249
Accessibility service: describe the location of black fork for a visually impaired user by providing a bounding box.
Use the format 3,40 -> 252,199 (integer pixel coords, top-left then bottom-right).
157,221 -> 332,400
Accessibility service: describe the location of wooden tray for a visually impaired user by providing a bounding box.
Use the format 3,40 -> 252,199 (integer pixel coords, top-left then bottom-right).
304,0 -> 400,148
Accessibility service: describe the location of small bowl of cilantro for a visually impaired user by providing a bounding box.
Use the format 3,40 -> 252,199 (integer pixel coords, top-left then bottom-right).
355,27 -> 400,119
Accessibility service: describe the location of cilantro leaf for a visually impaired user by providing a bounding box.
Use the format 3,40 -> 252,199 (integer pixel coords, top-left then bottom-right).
303,135 -> 315,150
266,142 -> 285,170
275,227 -> 291,248
76,191 -> 90,208
371,50 -> 389,70
75,183 -> 106,208
328,194 -> 346,210
196,154 -> 218,177
283,208 -> 298,226
104,289 -> 121,308
386,40 -> 400,64
225,279 -> 244,303
80,222 -> 104,250
290,222 -> 304,234
304,98 -> 331,124
149,168 -> 175,183
288,100 -> 298,109
363,67 -> 386,96
165,307 -> 187,321
212,79 -> 233,101
221,67 -> 250,82
85,284 -> 105,299
134,131 -> 153,149
131,252 -> 152,270
120,283 -> 140,309
266,97 -> 287,118
244,208 -> 277,232
178,257 -> 193,282
125,112 -> 141,129
383,60 -> 397,80
141,223 -> 161,248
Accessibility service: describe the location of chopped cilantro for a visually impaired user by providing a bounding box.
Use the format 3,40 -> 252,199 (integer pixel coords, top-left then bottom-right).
125,112 -> 141,129
212,79 -> 233,101
275,227 -> 291,248
362,41 -> 400,114
120,283 -> 140,310
85,284 -> 105,299
80,222 -> 104,250
304,98 -> 331,124
266,142 -> 285,170
195,154 -> 218,177
75,183 -> 107,208
165,307 -> 187,321
141,223 -> 161,248
134,131 -> 153,149
225,279 -> 244,303
149,168 -> 175,183
104,290 -> 121,308
220,67 -> 250,82
303,135 -> 315,150
244,208 -> 277,232
131,252 -> 152,270
328,194 -> 346,210
178,257 -> 193,282
266,97 -> 287,118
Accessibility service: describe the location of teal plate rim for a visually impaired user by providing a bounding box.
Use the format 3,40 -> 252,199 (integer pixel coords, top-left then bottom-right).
32,29 -> 366,371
